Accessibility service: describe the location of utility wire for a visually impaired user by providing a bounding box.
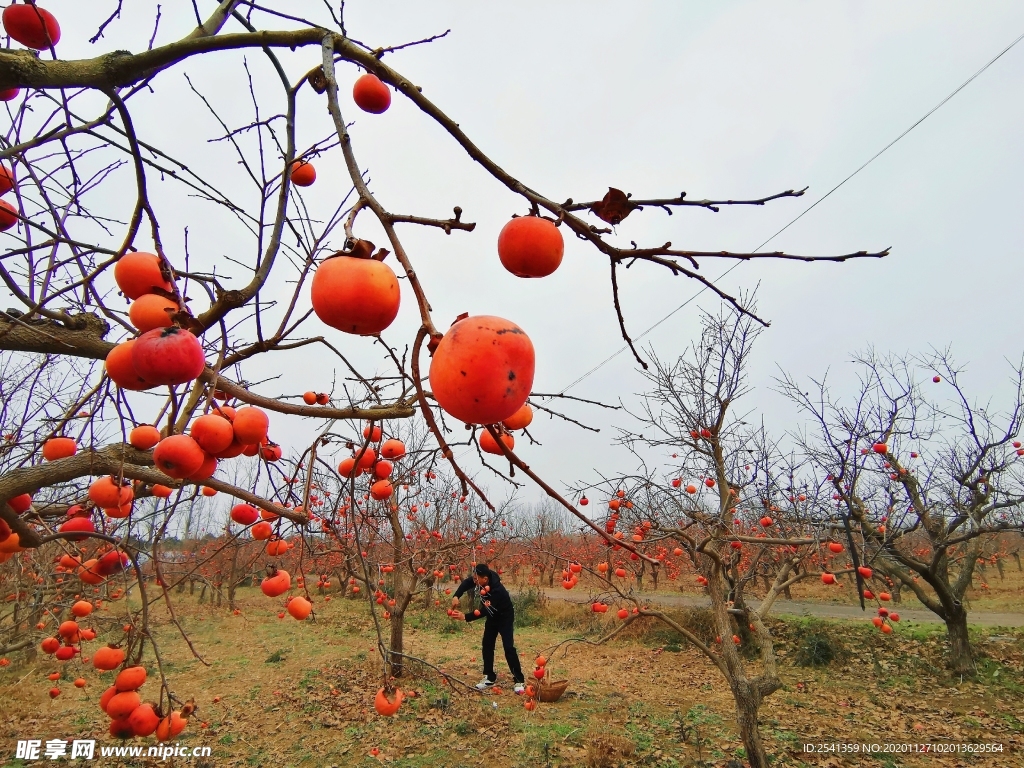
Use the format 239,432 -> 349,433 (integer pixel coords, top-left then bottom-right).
556,29 -> 1024,396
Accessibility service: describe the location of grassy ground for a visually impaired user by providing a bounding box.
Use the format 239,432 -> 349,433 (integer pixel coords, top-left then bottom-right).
3,588 -> 1024,767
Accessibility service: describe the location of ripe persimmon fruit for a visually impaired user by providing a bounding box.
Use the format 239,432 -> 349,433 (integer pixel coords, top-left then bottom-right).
113,252 -> 172,300
311,254 -> 400,335
128,293 -> 177,332
290,160 -> 316,187
429,315 -> 534,425
497,216 -> 564,278
152,435 -> 206,479
232,407 -> 269,445
480,429 -> 514,455
104,340 -> 152,391
353,74 -> 391,113
132,327 -> 206,386
190,414 -> 234,454
42,437 -> 77,461
3,3 -> 60,50
129,424 -> 161,449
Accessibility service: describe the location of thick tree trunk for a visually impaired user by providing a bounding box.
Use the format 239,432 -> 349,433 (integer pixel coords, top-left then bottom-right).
389,608 -> 405,677
732,682 -> 769,768
782,583 -> 792,600
944,607 -> 976,675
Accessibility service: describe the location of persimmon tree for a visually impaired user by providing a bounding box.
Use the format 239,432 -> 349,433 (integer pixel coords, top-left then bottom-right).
778,350 -> 1024,674
0,0 -> 883,745
532,306 -> 833,768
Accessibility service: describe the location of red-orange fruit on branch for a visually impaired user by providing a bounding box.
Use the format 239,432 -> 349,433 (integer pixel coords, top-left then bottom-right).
0,199 -> 18,231
42,436 -> 76,461
290,160 -> 316,187
230,505 -> 258,528
129,424 -> 161,450
113,252 -> 173,300
89,477 -> 133,508
105,340 -> 153,391
353,74 -> 392,114
77,559 -> 104,584
429,315 -> 535,425
93,645 -> 126,671
497,216 -> 564,278
108,720 -> 133,740
152,435 -> 206,479
155,711 -> 187,740
132,327 -> 206,386
7,493 -> 30,514
0,163 -> 14,196
59,516 -> 95,542
128,293 -> 178,332
190,414 -> 235,454
97,550 -> 129,575
128,704 -> 160,737
370,479 -> 393,500
337,457 -> 359,478
106,691 -> 141,719
502,404 -> 534,431
480,429 -> 514,455
380,439 -> 406,460
261,568 -> 291,597
187,453 -> 217,481
311,254 -> 400,335
287,596 -> 312,620
2,3 -> 61,49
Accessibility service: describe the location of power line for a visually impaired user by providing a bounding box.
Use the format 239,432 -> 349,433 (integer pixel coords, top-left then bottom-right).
556,28 -> 1024,396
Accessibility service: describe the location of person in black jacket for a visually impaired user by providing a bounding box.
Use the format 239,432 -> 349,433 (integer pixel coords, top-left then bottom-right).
450,563 -> 526,692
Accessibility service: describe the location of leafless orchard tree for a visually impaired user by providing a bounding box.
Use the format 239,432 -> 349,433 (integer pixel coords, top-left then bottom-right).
779,350 -> 1024,675
558,306 -> 837,768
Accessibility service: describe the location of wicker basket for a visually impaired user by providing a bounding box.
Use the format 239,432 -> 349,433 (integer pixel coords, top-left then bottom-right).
536,678 -> 569,703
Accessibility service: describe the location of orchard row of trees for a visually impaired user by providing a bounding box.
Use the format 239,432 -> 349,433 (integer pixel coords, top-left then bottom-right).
6,305 -> 1023,764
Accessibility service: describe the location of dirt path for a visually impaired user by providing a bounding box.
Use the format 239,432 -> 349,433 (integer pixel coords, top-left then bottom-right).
538,588 -> 1024,627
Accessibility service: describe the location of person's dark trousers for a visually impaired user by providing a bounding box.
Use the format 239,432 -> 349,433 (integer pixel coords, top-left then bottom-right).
481,613 -> 525,683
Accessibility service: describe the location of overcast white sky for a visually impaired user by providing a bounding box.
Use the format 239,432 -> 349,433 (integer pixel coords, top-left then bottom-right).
12,2 -> 1024,507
